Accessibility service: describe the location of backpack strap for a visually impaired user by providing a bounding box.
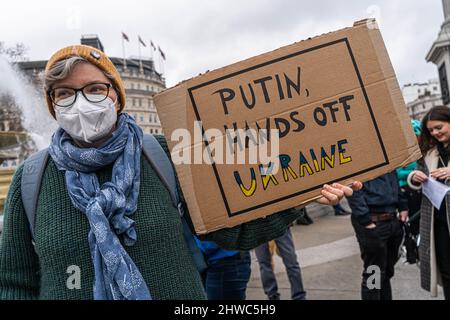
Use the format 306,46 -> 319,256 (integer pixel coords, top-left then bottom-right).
20,148 -> 49,242
141,134 -> 183,216
142,134 -> 207,274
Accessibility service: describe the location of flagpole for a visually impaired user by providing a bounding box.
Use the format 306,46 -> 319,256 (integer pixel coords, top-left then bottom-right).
150,40 -> 154,66
159,50 -> 162,76
138,39 -> 143,74
122,35 -> 127,71
157,46 -> 163,76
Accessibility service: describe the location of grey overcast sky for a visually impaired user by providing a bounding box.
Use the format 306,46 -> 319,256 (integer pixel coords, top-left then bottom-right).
0,0 -> 444,87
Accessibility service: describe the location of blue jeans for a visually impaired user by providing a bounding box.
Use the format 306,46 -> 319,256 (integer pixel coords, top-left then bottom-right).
255,228 -> 306,300
204,251 -> 251,300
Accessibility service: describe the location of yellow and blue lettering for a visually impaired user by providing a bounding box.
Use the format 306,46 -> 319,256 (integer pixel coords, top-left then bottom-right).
234,168 -> 257,197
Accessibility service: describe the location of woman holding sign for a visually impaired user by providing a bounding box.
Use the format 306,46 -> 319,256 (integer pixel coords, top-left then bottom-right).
0,44 -> 361,300
409,105 -> 450,300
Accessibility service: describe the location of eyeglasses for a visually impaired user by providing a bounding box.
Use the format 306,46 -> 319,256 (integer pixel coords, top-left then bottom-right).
48,82 -> 114,107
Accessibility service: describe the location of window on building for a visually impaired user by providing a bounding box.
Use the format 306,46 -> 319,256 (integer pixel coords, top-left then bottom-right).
137,83 -> 141,90
150,129 -> 153,134
434,86 -> 438,91
140,115 -> 144,122
148,99 -> 152,109
132,98 -> 136,106
131,83 -> 135,89
147,85 -> 149,91
139,98 -> 142,107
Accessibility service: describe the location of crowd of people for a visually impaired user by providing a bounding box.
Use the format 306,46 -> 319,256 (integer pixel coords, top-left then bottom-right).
0,44 -> 449,301
347,109 -> 449,301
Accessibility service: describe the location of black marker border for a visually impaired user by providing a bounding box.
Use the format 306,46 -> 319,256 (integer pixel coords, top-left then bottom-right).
187,38 -> 389,217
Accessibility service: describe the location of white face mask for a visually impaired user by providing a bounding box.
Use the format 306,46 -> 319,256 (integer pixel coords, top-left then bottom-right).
54,93 -> 118,143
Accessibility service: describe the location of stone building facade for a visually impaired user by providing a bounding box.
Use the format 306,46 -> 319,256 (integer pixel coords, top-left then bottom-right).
16,34 -> 165,135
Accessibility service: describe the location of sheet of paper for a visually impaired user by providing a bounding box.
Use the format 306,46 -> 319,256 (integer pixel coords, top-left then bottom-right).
422,178 -> 450,209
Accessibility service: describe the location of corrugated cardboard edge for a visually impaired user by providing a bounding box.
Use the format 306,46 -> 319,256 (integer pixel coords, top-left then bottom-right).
153,84 -> 208,233
362,18 -> 423,167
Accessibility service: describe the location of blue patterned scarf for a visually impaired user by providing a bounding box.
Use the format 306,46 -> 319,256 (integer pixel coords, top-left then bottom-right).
48,113 -> 151,300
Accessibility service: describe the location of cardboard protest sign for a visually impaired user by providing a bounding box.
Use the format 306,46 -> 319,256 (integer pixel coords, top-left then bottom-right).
154,19 -> 421,234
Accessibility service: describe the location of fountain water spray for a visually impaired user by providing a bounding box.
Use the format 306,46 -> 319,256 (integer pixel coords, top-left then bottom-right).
0,56 -> 57,150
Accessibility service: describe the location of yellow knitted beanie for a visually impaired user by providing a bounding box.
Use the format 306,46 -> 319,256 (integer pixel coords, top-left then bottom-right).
44,45 -> 126,118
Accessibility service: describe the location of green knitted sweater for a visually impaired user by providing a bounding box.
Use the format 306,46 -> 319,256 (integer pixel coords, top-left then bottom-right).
0,135 -> 300,300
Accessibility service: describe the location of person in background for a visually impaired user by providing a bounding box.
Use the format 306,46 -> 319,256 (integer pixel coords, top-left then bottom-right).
333,203 -> 351,216
396,119 -> 422,236
408,106 -> 450,299
255,226 -> 306,300
295,207 -> 314,225
348,172 -> 408,300
195,238 -> 251,300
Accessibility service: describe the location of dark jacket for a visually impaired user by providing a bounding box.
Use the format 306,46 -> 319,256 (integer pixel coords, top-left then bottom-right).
407,147 -> 450,296
348,171 -> 408,226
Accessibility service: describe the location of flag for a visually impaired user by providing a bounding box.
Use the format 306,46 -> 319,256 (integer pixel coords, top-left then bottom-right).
122,32 -> 129,42
158,46 -> 166,60
150,40 -> 156,51
138,36 -> 146,47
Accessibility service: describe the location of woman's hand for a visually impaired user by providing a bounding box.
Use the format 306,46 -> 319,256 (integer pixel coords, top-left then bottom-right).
316,182 -> 362,205
350,181 -> 363,192
411,170 -> 428,184
430,168 -> 450,180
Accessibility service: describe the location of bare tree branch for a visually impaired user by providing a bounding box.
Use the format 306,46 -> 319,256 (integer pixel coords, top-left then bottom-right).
0,42 -> 28,62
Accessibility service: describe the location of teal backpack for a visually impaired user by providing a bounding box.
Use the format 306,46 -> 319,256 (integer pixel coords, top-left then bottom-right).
20,134 -> 207,274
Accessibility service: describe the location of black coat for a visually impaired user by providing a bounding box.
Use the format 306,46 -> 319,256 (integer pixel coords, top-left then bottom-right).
348,171 -> 408,226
